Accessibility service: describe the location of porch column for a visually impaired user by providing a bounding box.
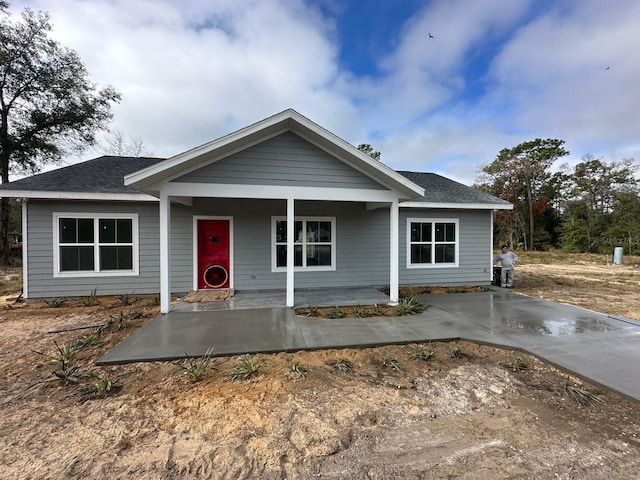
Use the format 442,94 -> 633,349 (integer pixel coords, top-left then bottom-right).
389,199 -> 399,304
159,192 -> 171,313
286,197 -> 295,307
21,199 -> 28,298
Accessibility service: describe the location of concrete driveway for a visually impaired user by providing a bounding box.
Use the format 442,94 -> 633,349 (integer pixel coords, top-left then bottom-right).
97,288 -> 640,402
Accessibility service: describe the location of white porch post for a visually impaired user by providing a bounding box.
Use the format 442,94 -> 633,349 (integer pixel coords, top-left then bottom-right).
286,197 -> 295,307
21,199 -> 28,298
389,199 -> 399,304
489,210 -> 495,281
159,192 -> 171,313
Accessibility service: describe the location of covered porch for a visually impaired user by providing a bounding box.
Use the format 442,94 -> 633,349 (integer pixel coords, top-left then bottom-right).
174,286 -> 392,311
158,192 -> 403,313
123,109 -> 425,313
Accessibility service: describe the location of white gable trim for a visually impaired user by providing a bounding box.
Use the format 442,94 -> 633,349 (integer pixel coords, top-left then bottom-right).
124,109 -> 424,199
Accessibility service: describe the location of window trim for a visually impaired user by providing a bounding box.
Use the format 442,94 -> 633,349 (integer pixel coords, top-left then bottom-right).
53,212 -> 139,277
271,216 -> 336,272
406,217 -> 459,269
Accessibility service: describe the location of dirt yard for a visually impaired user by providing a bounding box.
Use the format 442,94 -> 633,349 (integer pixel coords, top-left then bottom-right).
1,253 -> 640,479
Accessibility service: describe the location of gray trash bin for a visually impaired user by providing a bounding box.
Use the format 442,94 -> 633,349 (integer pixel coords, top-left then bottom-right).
613,247 -> 624,265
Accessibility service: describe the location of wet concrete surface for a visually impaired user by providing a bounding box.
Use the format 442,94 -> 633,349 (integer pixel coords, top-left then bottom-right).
97,287 -> 640,402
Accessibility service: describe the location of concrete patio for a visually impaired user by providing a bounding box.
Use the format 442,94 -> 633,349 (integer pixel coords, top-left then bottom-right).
97,287 -> 640,403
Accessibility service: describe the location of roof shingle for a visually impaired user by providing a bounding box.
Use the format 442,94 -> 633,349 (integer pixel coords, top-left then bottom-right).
0,156 -> 165,194
397,171 -> 510,206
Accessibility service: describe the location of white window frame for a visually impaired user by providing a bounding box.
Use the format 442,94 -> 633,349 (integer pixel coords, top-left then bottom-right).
53,212 -> 139,277
271,216 -> 336,272
406,217 -> 459,269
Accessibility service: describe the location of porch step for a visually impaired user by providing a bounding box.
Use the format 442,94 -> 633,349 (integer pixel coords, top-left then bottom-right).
183,289 -> 235,302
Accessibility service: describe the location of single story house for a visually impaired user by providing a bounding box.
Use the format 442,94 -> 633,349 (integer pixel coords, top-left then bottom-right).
0,109 -> 511,313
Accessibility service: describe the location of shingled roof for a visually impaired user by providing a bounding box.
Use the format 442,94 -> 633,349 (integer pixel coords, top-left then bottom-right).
397,171 -> 510,206
0,156 -> 510,208
0,156 -> 165,195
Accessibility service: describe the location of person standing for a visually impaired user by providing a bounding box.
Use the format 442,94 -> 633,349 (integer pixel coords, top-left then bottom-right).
493,245 -> 518,288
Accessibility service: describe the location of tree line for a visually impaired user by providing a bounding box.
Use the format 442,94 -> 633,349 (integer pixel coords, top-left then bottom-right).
476,139 -> 640,254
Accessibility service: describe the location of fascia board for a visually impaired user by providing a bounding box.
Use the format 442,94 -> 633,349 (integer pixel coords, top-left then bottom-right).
288,114 -> 424,197
0,190 -> 158,202
125,111 -> 294,187
400,201 -> 513,210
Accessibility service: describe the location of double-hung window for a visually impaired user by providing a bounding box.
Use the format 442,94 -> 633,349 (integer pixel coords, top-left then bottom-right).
272,216 -> 336,271
54,213 -> 139,276
407,218 -> 458,268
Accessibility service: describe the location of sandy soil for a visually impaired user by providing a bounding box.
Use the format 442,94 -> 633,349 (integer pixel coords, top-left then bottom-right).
1,257 -> 640,479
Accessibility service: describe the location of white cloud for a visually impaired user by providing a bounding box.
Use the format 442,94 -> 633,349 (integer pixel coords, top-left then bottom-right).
486,0 -> 640,155
7,0 -> 640,186
14,0 -> 359,156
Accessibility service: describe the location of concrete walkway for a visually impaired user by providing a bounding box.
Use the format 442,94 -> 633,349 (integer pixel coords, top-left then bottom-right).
97,288 -> 640,403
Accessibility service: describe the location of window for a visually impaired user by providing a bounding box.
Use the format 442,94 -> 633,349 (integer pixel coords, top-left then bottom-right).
272,217 -> 335,271
54,213 -> 138,276
407,218 -> 458,268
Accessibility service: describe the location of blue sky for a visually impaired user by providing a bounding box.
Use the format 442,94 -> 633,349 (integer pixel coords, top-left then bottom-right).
9,0 -> 640,184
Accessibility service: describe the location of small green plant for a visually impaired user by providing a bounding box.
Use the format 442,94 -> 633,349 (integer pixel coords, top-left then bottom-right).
33,342 -> 91,385
49,340 -> 81,366
407,344 -> 435,361
53,363 -> 90,385
565,378 -> 603,406
109,311 -> 130,330
303,305 -> 319,317
326,306 -> 345,319
73,331 -> 101,351
394,295 -> 428,316
228,355 -> 265,381
381,354 -> 403,371
81,373 -> 122,399
117,292 -> 135,306
174,348 -> 216,381
353,307 -> 374,318
291,361 -> 309,378
328,358 -> 353,374
450,345 -> 468,359
43,297 -> 67,308
502,354 -> 528,372
80,288 -> 99,307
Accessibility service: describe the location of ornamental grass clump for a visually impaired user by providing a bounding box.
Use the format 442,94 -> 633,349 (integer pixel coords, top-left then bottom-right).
328,358 -> 353,374
407,344 -> 435,361
381,354 -> 403,371
394,295 -> 428,316
228,355 -> 265,381
174,348 -> 216,381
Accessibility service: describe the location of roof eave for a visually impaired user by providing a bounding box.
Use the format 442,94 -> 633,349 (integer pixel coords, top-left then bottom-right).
0,190 -> 158,202
400,201 -> 513,210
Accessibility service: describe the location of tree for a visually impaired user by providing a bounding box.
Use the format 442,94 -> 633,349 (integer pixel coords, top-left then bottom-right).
0,5 -> 120,262
559,156 -> 638,252
101,129 -> 152,157
357,143 -> 381,161
478,139 -> 569,250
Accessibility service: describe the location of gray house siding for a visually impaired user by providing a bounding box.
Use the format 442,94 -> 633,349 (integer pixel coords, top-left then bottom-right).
171,132 -> 386,190
399,209 -> 492,286
26,200 -> 162,298
169,198 -> 391,292
25,200 -> 492,299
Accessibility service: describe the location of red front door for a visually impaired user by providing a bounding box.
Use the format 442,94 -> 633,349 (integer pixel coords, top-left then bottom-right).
197,219 -> 230,289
